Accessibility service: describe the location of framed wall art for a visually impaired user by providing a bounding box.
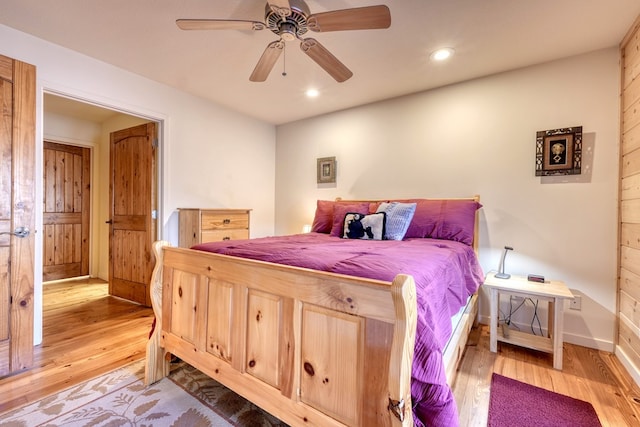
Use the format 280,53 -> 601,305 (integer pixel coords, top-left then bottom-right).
535,126 -> 582,176
317,156 -> 336,184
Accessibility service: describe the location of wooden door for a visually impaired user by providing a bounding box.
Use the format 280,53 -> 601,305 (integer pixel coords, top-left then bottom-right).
0,55 -> 36,375
108,123 -> 156,306
42,141 -> 90,282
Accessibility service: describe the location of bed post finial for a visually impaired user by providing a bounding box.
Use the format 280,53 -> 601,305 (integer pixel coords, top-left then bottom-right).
388,274 -> 417,426
144,240 -> 171,385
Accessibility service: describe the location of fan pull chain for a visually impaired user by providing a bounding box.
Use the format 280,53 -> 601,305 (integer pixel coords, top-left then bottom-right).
282,42 -> 287,77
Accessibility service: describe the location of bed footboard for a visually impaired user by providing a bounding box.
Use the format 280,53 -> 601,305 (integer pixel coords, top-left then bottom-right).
145,241 -> 417,426
144,240 -> 170,385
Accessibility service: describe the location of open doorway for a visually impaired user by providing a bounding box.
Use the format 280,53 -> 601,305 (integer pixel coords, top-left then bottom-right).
4,92 -> 164,411
43,93 -> 160,291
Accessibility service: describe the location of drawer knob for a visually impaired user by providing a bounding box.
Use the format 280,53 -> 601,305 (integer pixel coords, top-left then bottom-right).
223,236 -> 231,241
223,219 -> 231,224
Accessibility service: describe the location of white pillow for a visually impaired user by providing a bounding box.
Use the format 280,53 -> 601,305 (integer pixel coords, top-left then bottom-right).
376,202 -> 417,240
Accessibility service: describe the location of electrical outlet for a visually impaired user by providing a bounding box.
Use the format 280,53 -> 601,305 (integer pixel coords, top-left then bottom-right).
570,295 -> 582,311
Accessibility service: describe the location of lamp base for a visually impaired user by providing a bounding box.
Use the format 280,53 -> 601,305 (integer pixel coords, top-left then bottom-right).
494,272 -> 511,279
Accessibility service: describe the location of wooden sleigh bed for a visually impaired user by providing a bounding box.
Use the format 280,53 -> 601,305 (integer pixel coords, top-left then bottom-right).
145,197 -> 483,427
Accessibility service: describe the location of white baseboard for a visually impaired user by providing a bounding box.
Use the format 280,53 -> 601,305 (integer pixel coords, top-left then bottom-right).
562,332 -> 614,352
477,314 -> 614,352
615,345 -> 640,387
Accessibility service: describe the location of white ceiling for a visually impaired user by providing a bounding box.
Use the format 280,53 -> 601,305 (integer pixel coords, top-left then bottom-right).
43,93 -> 122,123
3,0 -> 640,125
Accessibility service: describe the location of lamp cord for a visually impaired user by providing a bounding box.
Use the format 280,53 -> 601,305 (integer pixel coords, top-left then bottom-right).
500,296 -> 544,336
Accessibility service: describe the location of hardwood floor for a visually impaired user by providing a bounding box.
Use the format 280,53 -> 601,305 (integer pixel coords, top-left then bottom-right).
454,325 -> 640,426
0,278 -> 154,414
2,280 -> 640,426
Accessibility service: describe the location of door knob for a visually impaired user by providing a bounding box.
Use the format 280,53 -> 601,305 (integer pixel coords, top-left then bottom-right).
105,219 -> 113,224
0,226 -> 30,238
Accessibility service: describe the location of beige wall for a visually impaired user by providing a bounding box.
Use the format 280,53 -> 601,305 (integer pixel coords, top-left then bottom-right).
275,48 -> 620,350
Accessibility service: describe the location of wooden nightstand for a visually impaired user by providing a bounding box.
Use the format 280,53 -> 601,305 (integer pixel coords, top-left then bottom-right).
483,272 -> 574,370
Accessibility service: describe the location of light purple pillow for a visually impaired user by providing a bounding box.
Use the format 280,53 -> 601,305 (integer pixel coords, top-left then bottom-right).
376,202 -> 417,240
401,199 -> 481,245
329,203 -> 370,237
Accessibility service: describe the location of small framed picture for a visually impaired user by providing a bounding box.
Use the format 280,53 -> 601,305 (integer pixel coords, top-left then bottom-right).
535,126 -> 582,176
317,156 -> 336,184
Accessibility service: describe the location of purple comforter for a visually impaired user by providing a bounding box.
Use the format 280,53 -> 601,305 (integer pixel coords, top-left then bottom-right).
192,233 -> 484,426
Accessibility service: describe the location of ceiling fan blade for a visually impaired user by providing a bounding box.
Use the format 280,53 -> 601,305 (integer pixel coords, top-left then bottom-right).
250,41 -> 285,82
300,38 -> 353,83
267,0 -> 292,17
308,5 -> 391,32
176,19 -> 265,31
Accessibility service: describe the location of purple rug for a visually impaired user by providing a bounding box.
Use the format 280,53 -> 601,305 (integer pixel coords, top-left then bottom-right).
488,373 -> 601,427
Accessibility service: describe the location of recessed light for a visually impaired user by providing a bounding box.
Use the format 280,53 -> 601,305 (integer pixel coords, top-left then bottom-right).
430,47 -> 455,62
306,88 -> 319,98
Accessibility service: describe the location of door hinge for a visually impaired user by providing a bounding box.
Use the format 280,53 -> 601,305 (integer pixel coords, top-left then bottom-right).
10,295 -> 12,305
151,210 -> 157,220
152,137 -> 158,148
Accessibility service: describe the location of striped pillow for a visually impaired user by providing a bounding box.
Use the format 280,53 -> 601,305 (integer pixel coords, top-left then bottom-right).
376,202 -> 417,240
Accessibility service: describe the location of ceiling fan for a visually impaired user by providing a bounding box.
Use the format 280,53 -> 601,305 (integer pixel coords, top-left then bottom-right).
176,0 -> 391,83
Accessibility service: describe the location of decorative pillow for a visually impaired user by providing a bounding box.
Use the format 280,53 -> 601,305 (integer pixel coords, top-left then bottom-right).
329,203 -> 370,237
311,200 -> 335,233
401,199 -> 482,245
376,202 -> 417,240
343,212 -> 386,240
312,200 -> 379,234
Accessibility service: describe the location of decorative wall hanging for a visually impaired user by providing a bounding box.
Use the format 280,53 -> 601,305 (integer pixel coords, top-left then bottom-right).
317,156 -> 336,184
535,126 -> 582,176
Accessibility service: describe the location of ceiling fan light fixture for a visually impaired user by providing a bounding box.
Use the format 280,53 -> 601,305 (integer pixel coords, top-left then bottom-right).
430,47 -> 455,61
280,22 -> 298,41
266,1 -> 309,39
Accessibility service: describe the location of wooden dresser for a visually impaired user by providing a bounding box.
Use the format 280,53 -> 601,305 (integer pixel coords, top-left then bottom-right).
178,208 -> 251,248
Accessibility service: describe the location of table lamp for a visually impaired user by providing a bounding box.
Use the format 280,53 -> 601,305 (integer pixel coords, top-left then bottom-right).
495,246 -> 513,279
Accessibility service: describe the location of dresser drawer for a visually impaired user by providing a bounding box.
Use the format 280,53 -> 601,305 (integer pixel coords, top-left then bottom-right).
201,229 -> 249,243
201,211 -> 250,231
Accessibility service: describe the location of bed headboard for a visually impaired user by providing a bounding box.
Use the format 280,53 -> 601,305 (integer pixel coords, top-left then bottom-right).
332,195 -> 481,253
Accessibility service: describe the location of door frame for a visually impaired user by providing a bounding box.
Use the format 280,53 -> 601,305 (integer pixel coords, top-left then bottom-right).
36,87 -> 166,345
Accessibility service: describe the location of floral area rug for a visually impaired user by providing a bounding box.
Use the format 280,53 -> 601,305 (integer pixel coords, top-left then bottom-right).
0,360 -> 289,426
